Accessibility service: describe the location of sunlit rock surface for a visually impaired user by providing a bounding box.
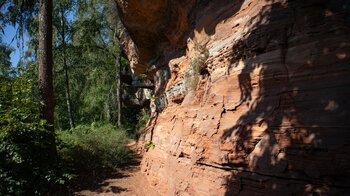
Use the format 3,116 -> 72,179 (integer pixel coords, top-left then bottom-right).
116,0 -> 350,195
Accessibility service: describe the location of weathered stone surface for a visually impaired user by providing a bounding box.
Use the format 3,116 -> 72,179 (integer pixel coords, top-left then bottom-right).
117,0 -> 350,195
115,0 -> 195,75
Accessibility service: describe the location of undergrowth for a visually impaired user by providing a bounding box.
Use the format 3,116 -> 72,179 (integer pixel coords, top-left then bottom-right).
57,122 -> 133,171
0,66 -> 70,195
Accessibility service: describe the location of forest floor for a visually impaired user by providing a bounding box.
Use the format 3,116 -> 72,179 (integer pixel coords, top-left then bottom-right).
70,141 -> 160,196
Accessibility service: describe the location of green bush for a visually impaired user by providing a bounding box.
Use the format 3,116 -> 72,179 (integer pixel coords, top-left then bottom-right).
57,123 -> 132,171
0,120 -> 60,195
0,66 -> 67,195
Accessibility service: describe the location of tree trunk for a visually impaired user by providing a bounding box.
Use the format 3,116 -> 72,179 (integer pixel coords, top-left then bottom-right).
64,55 -> 74,129
116,52 -> 121,127
115,34 -> 121,127
38,0 -> 56,155
61,6 -> 74,129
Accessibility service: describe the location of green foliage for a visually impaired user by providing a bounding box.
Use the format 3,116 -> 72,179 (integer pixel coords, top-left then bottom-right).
184,41 -> 209,91
0,1 -> 37,28
0,65 -> 67,195
0,38 -> 13,72
1,1 -> 143,194
51,0 -> 125,129
57,123 -> 132,170
118,106 -> 149,138
0,61 -> 135,194
139,73 -> 148,78
134,109 -> 150,138
120,56 -> 129,67
145,139 -> 155,149
0,1 -> 38,65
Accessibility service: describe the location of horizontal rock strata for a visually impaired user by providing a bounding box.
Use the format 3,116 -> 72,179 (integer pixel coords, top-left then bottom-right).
116,0 -> 350,195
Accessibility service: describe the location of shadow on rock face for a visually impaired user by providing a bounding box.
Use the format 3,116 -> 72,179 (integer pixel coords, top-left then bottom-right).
222,0 -> 350,195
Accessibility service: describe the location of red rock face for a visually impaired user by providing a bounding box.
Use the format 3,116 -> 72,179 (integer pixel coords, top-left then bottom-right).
116,0 -> 350,195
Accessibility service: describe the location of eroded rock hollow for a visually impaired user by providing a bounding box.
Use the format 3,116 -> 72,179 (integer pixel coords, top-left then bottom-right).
116,0 -> 350,195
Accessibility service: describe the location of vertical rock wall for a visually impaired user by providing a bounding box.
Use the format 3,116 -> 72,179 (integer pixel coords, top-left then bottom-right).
116,0 -> 350,195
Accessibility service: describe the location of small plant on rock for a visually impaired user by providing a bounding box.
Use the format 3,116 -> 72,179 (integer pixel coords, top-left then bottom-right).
145,139 -> 155,149
184,41 -> 209,91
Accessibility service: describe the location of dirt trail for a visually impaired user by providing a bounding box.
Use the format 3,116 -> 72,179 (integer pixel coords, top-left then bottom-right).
73,142 -> 160,196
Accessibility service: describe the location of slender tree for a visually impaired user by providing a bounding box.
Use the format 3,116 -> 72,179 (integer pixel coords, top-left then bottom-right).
59,2 -> 75,129
114,34 -> 121,127
38,0 -> 56,154
107,1 -> 123,127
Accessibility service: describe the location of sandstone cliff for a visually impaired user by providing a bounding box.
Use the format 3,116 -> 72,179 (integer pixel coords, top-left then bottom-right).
116,0 -> 350,195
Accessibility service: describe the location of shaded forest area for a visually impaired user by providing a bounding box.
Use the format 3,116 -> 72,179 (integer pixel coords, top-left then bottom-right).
0,0 -> 149,195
